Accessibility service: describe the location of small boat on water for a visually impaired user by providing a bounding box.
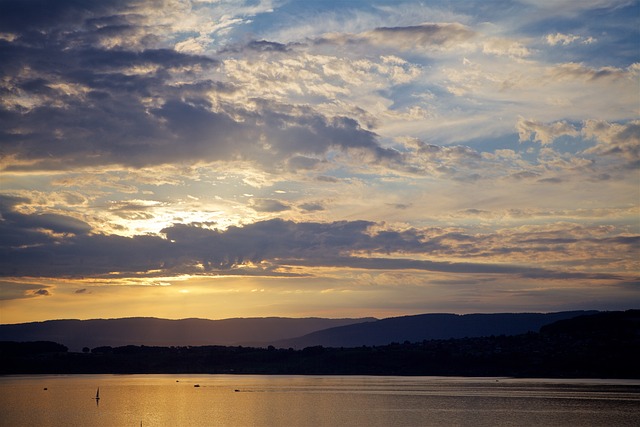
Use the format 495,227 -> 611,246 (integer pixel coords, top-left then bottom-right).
95,388 -> 100,401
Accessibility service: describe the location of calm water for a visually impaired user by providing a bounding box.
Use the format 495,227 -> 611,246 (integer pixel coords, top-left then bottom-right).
1,375 -> 639,426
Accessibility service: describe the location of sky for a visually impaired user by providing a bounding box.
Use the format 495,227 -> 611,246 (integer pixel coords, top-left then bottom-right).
0,0 -> 638,324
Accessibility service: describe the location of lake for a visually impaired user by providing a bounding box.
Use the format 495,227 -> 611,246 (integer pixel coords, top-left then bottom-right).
1,375 -> 639,426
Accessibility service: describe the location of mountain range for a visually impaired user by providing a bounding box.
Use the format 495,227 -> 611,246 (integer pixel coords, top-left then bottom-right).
273,310 -> 598,349
0,317 -> 374,352
0,311 -> 598,351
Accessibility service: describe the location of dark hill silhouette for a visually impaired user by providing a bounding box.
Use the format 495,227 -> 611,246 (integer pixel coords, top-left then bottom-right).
3,310 -> 637,378
541,309 -> 640,338
0,317 -> 375,352
274,311 -> 598,349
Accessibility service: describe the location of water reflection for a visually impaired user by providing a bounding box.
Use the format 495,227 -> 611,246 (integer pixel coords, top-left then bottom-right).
1,375 -> 639,426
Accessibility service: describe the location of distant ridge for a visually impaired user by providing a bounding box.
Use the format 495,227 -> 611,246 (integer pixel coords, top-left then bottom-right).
273,311 -> 599,349
0,317 -> 375,352
0,311 -> 599,352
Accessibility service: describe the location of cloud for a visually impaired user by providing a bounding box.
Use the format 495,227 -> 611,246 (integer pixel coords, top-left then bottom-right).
1,19 -> 407,174
250,198 -> 291,213
0,0 -> 133,33
519,0 -> 634,14
316,175 -> 339,183
1,0 -> 406,174
388,203 -> 411,210
358,23 -> 475,50
0,0 -> 275,52
514,118 -> 638,170
482,37 -> 531,58
582,120 -> 640,167
2,1 -> 637,181
2,87 -> 398,172
278,256 -> 620,281
299,202 -> 325,212
517,118 -> 579,145
0,195 -> 92,251
1,199 -> 637,283
286,156 -> 325,172
545,33 -> 596,46
546,62 -> 638,82
242,40 -> 290,53
0,280 -> 52,300
15,213 -> 91,234
313,21 -> 531,82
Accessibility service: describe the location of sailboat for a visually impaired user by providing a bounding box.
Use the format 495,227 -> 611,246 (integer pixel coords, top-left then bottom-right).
95,387 -> 100,402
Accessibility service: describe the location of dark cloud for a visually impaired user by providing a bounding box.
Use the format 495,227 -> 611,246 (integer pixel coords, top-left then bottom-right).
509,171 -> 541,180
219,39 -> 292,54
0,0 -> 135,33
3,196 -> 633,282
538,177 -> 564,183
299,202 -> 324,212
77,48 -> 217,70
32,289 -> 51,296
0,232 -> 171,277
4,212 -> 92,235
2,74 -> 395,173
2,73 -> 395,171
316,23 -> 475,50
0,214 -> 382,276
246,40 -> 290,53
2,194 -> 637,280
366,23 -> 475,47
460,208 -> 490,215
0,195 -> 92,253
251,199 -> 291,213
287,156 -> 324,171
158,219 -> 381,272
387,203 -> 411,210
0,0 -> 403,174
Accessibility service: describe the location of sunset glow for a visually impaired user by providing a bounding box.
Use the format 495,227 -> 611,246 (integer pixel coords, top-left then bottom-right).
0,0 -> 638,323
